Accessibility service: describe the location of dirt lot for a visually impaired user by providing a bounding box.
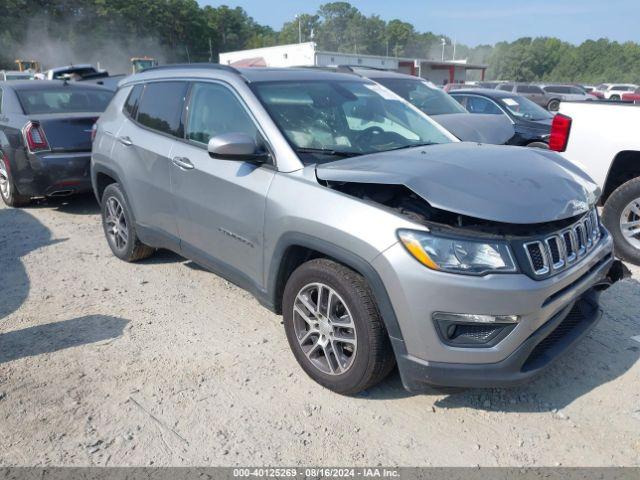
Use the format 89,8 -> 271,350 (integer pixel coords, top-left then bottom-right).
0,195 -> 639,467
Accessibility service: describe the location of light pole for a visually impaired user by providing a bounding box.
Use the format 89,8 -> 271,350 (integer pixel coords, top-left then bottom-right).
295,14 -> 302,43
440,38 -> 446,62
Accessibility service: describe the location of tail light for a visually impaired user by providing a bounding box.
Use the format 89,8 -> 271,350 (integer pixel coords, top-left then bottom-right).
91,123 -> 98,142
549,113 -> 572,152
23,122 -> 50,152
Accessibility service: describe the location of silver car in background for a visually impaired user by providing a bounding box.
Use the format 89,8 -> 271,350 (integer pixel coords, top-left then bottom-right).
91,65 -> 625,394
497,83 -> 561,111
540,84 -> 598,108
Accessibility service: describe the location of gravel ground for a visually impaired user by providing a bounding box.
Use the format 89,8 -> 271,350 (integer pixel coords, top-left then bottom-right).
0,195 -> 639,467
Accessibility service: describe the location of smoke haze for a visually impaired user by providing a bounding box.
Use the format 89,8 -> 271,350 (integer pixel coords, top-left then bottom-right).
15,15 -> 168,74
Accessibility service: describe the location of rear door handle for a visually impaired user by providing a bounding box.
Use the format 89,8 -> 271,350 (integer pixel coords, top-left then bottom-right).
172,156 -> 194,170
118,136 -> 133,146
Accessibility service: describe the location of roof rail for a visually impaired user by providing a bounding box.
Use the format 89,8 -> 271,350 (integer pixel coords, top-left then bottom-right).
337,64 -> 388,72
294,65 -> 361,76
142,63 -> 241,75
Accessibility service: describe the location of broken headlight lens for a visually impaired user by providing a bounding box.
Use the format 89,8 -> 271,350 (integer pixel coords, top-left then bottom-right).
398,229 -> 517,275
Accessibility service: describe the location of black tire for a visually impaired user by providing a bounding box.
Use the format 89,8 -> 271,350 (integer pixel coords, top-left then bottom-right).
101,183 -> 154,262
610,95 -> 621,101
602,177 -> 640,265
526,141 -> 549,149
282,258 -> 395,395
547,99 -> 561,112
0,154 -> 31,207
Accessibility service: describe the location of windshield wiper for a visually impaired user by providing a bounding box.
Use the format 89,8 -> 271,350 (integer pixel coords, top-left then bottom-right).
295,147 -> 361,158
385,142 -> 438,152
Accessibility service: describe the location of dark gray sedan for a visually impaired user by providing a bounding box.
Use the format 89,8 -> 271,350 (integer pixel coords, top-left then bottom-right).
0,81 -> 113,206
346,69 -> 516,145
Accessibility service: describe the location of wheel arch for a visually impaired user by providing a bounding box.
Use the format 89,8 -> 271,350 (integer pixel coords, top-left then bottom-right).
546,97 -> 561,110
602,150 -> 640,203
266,233 -> 405,344
91,164 -> 122,205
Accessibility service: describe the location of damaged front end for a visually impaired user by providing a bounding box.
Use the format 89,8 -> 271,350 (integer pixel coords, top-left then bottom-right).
319,173 -> 631,296
322,177 -> 629,288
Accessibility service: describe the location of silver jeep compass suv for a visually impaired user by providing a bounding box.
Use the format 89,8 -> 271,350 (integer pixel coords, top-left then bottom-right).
92,65 -> 625,394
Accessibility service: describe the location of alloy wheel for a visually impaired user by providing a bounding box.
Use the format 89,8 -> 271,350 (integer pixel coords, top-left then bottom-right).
293,282 -> 357,376
620,197 -> 640,250
105,196 -> 129,250
0,157 -> 10,199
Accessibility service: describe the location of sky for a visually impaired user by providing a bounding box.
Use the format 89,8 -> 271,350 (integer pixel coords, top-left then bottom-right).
201,0 -> 639,47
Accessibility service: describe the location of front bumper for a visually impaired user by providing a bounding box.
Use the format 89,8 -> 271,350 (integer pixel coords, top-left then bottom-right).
395,290 -> 601,389
372,230 -> 621,391
15,151 -> 92,197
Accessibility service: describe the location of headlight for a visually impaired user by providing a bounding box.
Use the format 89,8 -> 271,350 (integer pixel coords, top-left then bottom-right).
398,229 -> 517,275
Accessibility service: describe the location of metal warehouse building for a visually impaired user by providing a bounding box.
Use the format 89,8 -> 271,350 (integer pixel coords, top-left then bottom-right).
219,42 -> 487,84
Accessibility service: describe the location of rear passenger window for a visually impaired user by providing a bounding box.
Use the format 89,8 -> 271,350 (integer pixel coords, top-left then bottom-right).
517,85 -> 543,94
136,82 -> 188,137
186,82 -> 258,145
124,84 -> 143,118
465,96 -> 502,115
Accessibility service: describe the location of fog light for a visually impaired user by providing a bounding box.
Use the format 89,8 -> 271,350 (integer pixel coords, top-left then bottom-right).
433,313 -> 519,324
433,312 -> 519,348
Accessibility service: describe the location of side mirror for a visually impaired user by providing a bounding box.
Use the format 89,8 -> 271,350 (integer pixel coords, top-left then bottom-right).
207,132 -> 269,163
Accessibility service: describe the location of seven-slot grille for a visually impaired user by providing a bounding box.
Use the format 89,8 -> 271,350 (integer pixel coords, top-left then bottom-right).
524,209 -> 601,277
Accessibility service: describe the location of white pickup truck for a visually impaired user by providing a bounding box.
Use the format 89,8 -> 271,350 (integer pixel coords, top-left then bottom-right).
551,102 -> 640,264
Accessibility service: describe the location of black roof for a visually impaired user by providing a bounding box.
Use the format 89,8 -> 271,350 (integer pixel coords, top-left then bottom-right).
0,80 -> 112,92
448,88 -> 518,98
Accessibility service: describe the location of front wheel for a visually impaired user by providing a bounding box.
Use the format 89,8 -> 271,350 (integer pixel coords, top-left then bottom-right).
0,154 -> 31,207
602,177 -> 640,265
282,259 -> 395,394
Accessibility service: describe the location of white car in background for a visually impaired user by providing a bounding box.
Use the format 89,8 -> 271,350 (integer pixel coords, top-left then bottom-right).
0,70 -> 35,81
44,64 -> 101,80
593,83 -> 638,100
551,101 -> 640,264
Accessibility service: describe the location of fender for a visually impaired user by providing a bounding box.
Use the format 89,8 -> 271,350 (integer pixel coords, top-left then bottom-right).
265,232 -> 406,347
91,162 -> 124,204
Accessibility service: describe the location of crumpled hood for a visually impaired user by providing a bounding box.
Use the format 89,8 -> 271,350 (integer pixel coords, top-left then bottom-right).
431,113 -> 515,145
316,142 -> 600,224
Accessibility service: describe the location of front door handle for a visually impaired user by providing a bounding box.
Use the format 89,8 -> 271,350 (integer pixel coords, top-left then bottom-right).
118,136 -> 133,147
172,156 -> 194,170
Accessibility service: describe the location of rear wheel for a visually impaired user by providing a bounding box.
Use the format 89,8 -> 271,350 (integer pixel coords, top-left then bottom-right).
610,95 -> 621,101
602,177 -> 640,265
283,258 -> 395,395
547,99 -> 561,112
101,183 -> 154,262
0,154 -> 30,207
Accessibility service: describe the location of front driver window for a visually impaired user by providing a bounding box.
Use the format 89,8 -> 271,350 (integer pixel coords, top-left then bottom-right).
186,82 -> 258,145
